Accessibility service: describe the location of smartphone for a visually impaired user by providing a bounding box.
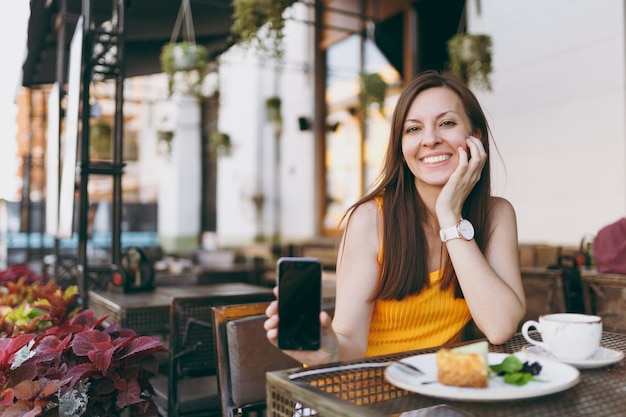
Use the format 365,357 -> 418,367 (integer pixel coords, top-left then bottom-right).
277,257 -> 322,350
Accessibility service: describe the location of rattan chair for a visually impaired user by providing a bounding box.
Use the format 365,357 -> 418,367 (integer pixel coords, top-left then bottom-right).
520,267 -> 568,324
581,270 -> 626,334
151,292 -> 275,417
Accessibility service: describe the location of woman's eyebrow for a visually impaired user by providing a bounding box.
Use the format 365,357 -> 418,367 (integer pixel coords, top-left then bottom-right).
404,110 -> 458,124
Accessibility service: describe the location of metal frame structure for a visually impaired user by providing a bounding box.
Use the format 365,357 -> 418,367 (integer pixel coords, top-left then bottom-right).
52,0 -> 126,303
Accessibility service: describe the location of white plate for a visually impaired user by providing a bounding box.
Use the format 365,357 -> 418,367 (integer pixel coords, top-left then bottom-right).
384,352 -> 579,401
520,345 -> 624,369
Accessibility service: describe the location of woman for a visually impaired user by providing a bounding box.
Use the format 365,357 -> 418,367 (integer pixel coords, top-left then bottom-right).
265,70 -> 526,366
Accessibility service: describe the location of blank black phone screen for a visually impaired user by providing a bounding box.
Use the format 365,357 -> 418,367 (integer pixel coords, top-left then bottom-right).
277,258 -> 321,350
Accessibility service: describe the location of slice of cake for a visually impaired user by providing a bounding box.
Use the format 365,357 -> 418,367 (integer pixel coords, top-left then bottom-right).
436,340 -> 489,388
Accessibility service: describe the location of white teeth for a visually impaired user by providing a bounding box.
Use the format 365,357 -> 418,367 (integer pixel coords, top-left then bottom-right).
422,154 -> 450,164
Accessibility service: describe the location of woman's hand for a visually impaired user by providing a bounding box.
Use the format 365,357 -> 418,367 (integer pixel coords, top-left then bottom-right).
436,136 -> 487,225
264,287 -> 339,366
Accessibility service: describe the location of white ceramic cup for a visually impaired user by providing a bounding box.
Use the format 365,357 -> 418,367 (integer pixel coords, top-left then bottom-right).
521,313 -> 602,360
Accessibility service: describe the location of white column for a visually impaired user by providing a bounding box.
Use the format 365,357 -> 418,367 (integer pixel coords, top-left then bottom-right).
157,93 -> 201,253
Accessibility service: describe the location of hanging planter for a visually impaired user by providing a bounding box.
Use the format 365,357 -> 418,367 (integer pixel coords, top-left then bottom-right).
359,72 -> 388,116
160,41 -> 209,97
265,96 -> 282,124
447,33 -> 493,91
230,0 -> 290,60
208,130 -> 233,158
160,0 -> 209,97
265,96 -> 282,137
157,130 -> 175,156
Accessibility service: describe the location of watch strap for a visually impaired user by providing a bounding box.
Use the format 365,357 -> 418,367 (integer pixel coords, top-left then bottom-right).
440,224 -> 461,242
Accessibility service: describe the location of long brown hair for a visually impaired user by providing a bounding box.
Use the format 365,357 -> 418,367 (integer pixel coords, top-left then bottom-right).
342,70 -> 493,301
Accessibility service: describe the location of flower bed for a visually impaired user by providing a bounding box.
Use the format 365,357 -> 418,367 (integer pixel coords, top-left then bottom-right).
0,264 -> 166,417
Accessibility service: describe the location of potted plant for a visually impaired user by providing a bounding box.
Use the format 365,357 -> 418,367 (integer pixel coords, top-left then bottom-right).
89,121 -> 113,160
0,264 -> 166,417
230,0 -> 290,60
359,72 -> 388,115
265,96 -> 282,137
447,33 -> 493,91
160,41 -> 209,97
208,130 -> 233,158
156,129 -> 175,156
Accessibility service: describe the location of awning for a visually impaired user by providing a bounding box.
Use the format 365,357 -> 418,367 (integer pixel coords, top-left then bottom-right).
22,0 -> 236,87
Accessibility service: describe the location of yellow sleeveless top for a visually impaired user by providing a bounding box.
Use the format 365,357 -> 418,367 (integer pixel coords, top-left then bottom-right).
366,269 -> 471,356
365,197 -> 472,356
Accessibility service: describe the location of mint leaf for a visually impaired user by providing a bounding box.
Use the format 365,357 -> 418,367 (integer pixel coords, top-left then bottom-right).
490,355 -> 523,374
490,355 -> 546,386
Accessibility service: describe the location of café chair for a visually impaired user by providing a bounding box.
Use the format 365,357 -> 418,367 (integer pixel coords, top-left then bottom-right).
211,300 -> 336,417
520,267 -> 567,324
211,302 -> 299,417
150,292 -> 275,417
580,270 -> 626,333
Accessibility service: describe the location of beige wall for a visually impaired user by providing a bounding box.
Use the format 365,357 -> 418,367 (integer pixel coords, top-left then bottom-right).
469,0 -> 626,245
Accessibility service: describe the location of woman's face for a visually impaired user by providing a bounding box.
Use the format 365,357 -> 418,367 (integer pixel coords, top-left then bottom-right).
401,86 -> 473,188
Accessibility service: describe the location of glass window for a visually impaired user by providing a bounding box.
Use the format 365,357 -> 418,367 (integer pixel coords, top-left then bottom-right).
323,34 -> 400,232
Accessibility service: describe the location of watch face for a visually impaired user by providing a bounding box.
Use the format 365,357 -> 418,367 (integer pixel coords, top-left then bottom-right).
459,219 -> 475,240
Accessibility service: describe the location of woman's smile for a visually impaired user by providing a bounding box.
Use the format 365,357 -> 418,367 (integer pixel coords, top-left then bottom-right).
421,153 -> 452,165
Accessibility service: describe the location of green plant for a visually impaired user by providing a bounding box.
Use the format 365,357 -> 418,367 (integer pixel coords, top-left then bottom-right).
160,41 -> 209,97
208,131 -> 233,158
230,0 -> 290,60
447,33 -> 493,91
89,121 -> 113,159
0,265 -> 166,416
359,72 -> 388,115
265,96 -> 282,124
157,130 -> 175,156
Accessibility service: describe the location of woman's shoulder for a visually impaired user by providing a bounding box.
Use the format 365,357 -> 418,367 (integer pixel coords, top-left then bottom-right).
488,196 -> 517,225
349,199 -> 381,224
489,196 -> 515,213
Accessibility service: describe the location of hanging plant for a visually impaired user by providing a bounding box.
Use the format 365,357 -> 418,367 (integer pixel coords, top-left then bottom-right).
265,96 -> 282,124
208,130 -> 233,158
359,72 -> 388,115
230,0 -> 290,60
265,96 -> 282,137
160,41 -> 209,97
447,33 -> 493,91
157,130 -> 175,156
89,120 -> 112,159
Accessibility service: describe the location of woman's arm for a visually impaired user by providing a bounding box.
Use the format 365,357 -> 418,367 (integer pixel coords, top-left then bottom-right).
446,197 -> 525,344
264,199 -> 382,365
332,200 -> 382,360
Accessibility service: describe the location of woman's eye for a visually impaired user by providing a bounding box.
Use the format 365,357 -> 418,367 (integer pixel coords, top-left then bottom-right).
441,120 -> 456,127
405,126 -> 420,133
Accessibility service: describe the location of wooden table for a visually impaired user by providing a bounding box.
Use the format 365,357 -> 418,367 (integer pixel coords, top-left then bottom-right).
267,332 -> 626,417
88,282 -> 273,336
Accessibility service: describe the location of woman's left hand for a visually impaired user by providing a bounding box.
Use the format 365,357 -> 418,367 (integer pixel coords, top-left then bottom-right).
436,136 -> 487,225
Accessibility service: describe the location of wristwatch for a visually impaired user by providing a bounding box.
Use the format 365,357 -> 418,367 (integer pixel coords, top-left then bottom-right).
440,219 -> 475,242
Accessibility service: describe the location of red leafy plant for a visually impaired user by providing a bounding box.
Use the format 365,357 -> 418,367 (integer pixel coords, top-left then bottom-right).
0,264 -> 81,338
0,309 -> 166,417
0,265 -> 167,416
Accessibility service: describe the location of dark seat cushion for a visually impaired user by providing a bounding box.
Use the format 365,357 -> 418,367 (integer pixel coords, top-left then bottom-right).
150,373 -> 220,415
227,315 -> 300,406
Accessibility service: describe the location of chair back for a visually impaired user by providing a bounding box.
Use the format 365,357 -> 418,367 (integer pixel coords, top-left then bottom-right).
167,292 -> 275,417
581,271 -> 626,334
212,302 -> 300,417
520,267 -> 567,324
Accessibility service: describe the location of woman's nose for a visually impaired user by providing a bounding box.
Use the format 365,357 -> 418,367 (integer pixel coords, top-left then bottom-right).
422,128 -> 441,147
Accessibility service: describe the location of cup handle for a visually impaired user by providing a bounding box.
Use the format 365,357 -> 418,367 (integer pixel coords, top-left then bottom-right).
521,320 -> 548,351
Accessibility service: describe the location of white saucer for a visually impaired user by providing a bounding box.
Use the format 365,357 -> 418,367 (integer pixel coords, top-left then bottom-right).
520,345 -> 624,369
